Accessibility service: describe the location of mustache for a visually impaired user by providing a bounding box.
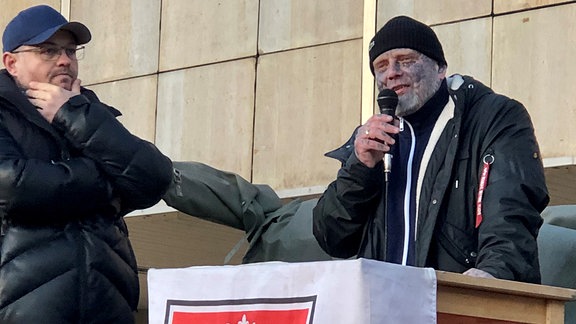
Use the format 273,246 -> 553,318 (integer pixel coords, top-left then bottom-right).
50,69 -> 75,78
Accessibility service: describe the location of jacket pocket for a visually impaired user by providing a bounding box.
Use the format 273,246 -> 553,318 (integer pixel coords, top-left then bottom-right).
437,222 -> 477,267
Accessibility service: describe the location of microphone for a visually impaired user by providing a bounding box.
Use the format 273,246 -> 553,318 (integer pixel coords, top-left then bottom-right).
377,89 -> 398,182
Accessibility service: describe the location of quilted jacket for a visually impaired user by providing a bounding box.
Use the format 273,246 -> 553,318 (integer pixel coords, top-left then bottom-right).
0,69 -> 172,323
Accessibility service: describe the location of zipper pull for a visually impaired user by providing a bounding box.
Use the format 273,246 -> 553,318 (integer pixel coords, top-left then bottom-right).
476,153 -> 494,228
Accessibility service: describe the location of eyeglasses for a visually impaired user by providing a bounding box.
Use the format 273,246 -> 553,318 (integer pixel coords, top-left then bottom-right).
11,45 -> 85,61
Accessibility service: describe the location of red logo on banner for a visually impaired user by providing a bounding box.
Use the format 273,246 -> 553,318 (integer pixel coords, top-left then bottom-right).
164,296 -> 316,324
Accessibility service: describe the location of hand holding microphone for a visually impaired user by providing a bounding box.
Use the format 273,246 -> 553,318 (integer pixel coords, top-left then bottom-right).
354,89 -> 399,169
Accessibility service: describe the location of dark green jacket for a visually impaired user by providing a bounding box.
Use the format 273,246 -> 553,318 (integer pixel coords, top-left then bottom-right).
163,161 -> 331,263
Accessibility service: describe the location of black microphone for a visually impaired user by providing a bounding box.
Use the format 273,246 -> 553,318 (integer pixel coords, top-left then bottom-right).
377,89 -> 398,182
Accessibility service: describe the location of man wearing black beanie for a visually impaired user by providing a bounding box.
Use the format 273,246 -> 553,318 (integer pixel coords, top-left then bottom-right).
313,16 -> 548,283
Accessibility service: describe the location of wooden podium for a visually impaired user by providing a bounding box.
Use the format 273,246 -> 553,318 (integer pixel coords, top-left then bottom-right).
436,271 -> 576,323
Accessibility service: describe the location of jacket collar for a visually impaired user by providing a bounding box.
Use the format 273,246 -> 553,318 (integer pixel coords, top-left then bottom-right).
0,69 -> 56,134
446,74 -> 493,116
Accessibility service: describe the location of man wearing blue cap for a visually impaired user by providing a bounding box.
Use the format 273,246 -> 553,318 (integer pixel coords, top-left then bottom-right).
0,5 -> 173,323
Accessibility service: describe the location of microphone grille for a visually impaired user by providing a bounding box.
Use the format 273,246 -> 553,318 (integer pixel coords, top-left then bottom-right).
377,89 -> 398,107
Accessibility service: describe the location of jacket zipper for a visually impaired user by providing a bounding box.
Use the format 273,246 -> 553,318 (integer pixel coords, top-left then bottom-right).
401,118 -> 415,266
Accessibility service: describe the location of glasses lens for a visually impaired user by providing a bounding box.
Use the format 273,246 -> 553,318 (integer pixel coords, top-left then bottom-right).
42,46 -> 84,61
39,47 -> 61,60
75,46 -> 85,60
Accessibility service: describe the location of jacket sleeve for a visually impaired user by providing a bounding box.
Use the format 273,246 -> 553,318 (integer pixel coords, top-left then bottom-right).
51,94 -> 173,210
162,161 -> 274,232
312,152 -> 384,258
0,125 -> 113,222
475,96 -> 548,283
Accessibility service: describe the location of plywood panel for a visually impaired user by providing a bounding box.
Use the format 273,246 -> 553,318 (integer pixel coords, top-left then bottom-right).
86,75 -> 158,143
495,0 -> 574,14
253,40 -> 362,191
155,59 -> 256,179
159,0 -> 258,71
545,165 -> 576,206
377,0 -> 491,26
436,271 -> 576,323
127,212 -> 247,311
259,0 -> 363,54
492,5 -> 576,158
0,1 -> 61,33
434,18 -> 492,86
126,213 -> 246,269
72,0 -> 160,84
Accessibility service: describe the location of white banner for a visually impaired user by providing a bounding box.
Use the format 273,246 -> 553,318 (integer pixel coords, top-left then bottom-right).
148,258 -> 437,324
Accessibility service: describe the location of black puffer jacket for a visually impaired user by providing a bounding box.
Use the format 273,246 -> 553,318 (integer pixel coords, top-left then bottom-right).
313,75 -> 548,283
0,70 -> 173,323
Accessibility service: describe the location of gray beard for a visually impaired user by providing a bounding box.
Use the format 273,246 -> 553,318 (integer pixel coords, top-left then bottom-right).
396,76 -> 443,117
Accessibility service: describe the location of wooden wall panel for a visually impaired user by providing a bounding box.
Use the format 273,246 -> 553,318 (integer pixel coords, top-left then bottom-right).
495,0 -> 575,14
155,59 -> 256,179
259,0 -> 363,54
159,0 -> 258,72
87,76 -> 158,143
376,0 -> 491,26
434,18 -> 492,86
253,40 -> 362,191
72,0 -> 160,84
492,4 -> 576,158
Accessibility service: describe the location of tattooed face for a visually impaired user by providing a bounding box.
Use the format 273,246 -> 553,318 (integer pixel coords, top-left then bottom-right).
373,48 -> 446,117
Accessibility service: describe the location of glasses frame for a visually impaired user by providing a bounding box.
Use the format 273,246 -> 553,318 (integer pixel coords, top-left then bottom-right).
11,45 -> 85,61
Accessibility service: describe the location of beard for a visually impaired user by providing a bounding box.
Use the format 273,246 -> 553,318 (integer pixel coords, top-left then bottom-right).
49,68 -> 77,90
395,73 -> 442,117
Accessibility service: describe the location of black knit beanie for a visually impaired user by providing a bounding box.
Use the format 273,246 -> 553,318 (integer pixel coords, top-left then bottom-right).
369,16 -> 447,75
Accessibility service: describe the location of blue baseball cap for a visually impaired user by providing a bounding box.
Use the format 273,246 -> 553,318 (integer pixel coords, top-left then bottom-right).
2,5 -> 91,52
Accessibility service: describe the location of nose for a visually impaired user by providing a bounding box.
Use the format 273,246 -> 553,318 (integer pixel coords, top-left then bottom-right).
55,49 -> 73,65
386,61 -> 402,79
375,62 -> 401,88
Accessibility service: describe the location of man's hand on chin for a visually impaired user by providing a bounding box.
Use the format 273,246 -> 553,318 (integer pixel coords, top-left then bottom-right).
26,79 -> 82,123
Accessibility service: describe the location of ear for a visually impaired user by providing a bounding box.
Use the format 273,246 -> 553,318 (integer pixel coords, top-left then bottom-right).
438,64 -> 447,78
3,52 -> 18,76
